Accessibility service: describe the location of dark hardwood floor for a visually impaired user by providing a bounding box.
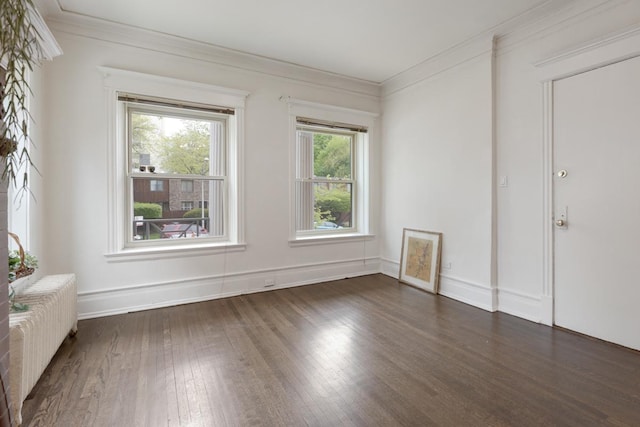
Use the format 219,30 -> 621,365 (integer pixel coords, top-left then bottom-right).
20,274 -> 640,426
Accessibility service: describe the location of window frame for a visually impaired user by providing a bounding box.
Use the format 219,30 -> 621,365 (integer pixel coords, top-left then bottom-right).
286,97 -> 377,244
149,179 -> 164,192
102,67 -> 248,260
5,67 -> 31,255
181,201 -> 194,211
124,101 -> 229,245
295,124 -> 358,237
181,179 -> 194,192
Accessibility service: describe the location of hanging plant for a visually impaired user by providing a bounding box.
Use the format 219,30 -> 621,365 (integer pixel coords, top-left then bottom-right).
0,0 -> 43,189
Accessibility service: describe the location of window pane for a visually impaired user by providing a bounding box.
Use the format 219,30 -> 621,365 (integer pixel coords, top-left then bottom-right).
313,132 -> 352,179
295,182 -> 353,232
314,182 -> 352,229
130,111 -> 224,176
295,128 -> 355,233
150,179 -> 164,191
132,177 -> 224,240
181,180 -> 194,192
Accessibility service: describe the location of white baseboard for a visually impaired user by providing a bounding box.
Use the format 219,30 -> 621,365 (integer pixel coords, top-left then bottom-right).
439,274 -> 497,312
497,288 -> 543,323
78,257 -> 380,319
380,257 -> 400,278
380,258 -> 497,312
81,256 -> 551,325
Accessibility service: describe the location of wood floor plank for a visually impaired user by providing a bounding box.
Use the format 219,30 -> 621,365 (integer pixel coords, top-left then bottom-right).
19,274 -> 640,426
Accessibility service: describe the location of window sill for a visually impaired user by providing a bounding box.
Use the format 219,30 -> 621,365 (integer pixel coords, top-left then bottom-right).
289,233 -> 375,247
105,242 -> 246,262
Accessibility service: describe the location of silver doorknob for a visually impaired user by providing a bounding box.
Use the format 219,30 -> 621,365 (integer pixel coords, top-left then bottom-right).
555,219 -> 565,227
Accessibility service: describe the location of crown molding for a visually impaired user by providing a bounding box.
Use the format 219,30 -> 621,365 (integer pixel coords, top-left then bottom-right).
381,35 -> 495,98
42,11 -> 381,99
30,4 -> 63,61
533,23 -> 640,83
496,0 -> 628,57
381,0 -> 576,97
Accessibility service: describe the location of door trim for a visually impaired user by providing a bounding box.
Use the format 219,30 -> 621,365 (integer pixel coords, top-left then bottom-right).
537,24 -> 640,326
541,81 -> 554,326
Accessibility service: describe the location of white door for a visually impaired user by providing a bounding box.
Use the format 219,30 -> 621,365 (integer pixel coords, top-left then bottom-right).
553,55 -> 640,351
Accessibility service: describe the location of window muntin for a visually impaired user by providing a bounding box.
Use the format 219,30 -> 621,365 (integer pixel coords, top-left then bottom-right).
125,101 -> 228,244
149,179 -> 164,191
295,126 -> 356,234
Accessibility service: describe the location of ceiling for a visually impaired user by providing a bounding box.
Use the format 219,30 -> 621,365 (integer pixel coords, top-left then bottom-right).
45,0 -> 570,83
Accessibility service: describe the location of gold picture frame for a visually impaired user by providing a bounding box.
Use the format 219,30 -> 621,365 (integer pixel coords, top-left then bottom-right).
398,228 -> 443,294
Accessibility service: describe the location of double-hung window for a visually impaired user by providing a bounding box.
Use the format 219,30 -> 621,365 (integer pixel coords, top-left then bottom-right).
288,98 -> 377,242
123,96 -> 229,243
295,123 -> 357,233
103,67 -> 248,256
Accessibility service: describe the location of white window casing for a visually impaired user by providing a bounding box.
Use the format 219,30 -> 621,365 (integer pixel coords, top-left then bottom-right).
101,67 -> 248,260
284,97 -> 378,245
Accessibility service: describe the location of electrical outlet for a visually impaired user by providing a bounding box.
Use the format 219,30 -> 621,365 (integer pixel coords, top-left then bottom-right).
443,262 -> 452,270
264,279 -> 276,287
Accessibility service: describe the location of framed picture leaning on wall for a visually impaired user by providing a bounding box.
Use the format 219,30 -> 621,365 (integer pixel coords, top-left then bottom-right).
399,228 -> 443,294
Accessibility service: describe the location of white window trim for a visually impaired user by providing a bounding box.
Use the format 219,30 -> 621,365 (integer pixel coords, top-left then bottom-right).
7,98 -> 31,250
125,102 -> 229,244
100,67 -> 248,259
284,97 -> 378,244
295,126 -> 358,235
5,5 -> 62,256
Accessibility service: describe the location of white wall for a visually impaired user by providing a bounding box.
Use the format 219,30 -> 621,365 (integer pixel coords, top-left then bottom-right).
34,18 -> 381,319
380,0 -> 640,320
33,0 -> 640,323
495,0 -> 640,322
380,50 -> 496,310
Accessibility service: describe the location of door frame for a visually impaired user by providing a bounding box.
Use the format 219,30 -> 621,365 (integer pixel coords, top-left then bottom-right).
536,25 -> 640,326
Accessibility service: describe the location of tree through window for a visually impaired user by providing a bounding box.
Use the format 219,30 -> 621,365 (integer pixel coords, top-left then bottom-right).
123,96 -> 229,243
295,124 -> 358,233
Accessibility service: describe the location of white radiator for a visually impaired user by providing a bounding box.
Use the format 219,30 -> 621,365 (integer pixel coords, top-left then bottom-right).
9,274 -> 78,425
